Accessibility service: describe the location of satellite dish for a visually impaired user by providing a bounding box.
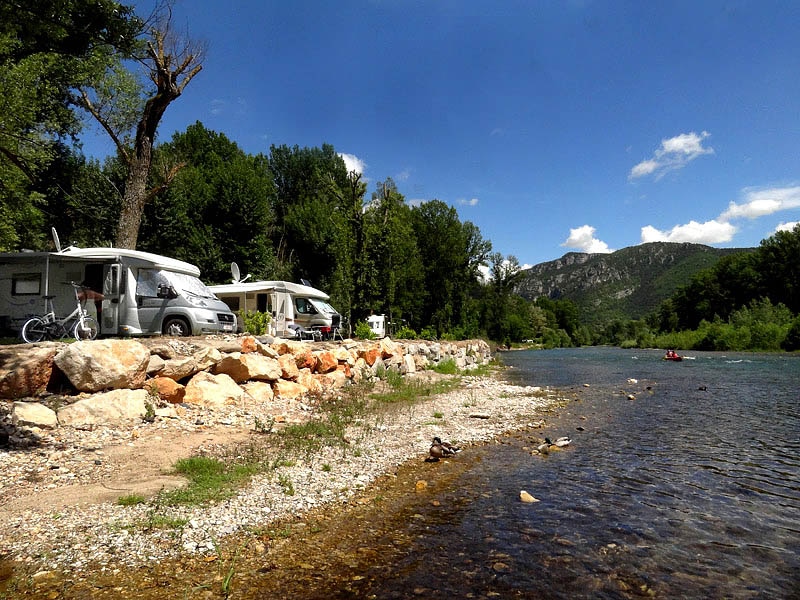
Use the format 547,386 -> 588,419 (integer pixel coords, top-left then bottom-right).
231,262 -> 251,284
51,227 -> 62,252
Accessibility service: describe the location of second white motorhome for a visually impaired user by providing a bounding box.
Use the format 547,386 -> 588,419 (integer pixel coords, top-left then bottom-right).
209,278 -> 342,339
0,246 -> 236,337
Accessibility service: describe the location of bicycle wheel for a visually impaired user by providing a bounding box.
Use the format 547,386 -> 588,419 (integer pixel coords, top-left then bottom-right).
21,317 -> 47,343
73,316 -> 99,340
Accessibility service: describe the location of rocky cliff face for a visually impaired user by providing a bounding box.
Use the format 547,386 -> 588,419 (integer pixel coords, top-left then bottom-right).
514,242 -> 749,323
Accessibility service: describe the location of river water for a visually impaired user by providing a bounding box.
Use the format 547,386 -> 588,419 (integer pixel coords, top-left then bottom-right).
349,347 -> 800,599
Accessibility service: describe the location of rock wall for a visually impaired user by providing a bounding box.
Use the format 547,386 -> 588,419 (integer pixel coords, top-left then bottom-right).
1,336 -> 492,429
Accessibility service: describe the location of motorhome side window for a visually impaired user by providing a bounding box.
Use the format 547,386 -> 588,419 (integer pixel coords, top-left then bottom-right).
11,274 -> 41,295
295,298 -> 316,314
136,269 -> 170,297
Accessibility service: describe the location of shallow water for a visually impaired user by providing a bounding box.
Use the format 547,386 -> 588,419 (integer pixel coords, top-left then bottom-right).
352,348 -> 800,598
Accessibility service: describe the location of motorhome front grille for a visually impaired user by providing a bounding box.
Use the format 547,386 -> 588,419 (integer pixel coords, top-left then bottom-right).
217,313 -> 235,323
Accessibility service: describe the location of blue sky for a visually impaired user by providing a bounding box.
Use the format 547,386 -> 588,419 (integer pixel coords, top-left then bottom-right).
88,1 -> 800,267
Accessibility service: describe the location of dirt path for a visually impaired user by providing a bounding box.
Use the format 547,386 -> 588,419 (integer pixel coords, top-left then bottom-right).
0,427 -> 253,516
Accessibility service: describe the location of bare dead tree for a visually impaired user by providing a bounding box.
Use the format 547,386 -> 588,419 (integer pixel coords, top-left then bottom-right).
77,3 -> 204,248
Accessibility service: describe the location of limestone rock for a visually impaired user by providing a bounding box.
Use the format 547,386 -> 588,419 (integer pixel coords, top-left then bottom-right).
57,389 -> 149,426
0,344 -> 59,398
54,340 -> 150,392
183,372 -> 244,407
273,379 -> 308,399
314,350 -> 338,374
278,354 -> 300,380
241,381 -> 274,403
12,401 -> 58,429
149,376 -> 186,404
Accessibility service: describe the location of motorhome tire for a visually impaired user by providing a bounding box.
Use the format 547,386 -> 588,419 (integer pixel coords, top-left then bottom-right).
163,317 -> 190,337
21,317 -> 47,343
73,317 -> 99,340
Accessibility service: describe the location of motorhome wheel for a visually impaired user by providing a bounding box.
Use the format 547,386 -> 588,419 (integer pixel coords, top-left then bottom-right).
163,317 -> 190,337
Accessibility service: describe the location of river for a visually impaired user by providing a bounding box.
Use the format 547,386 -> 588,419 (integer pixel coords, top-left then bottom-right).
328,347 -> 800,599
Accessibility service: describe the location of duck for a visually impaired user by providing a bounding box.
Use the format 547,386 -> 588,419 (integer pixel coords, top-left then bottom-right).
552,436 -> 571,448
427,436 -> 461,461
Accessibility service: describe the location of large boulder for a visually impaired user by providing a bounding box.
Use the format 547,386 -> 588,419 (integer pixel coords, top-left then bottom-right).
149,376 -> 186,404
12,401 -> 58,429
314,350 -> 338,374
183,371 -> 244,407
54,340 -> 150,392
273,379 -> 308,399
241,381 -> 274,403
57,389 -> 149,426
278,354 -> 300,380
213,353 -> 281,383
0,344 -> 60,398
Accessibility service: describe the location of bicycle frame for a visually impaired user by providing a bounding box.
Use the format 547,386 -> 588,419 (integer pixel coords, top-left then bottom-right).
21,283 -> 99,342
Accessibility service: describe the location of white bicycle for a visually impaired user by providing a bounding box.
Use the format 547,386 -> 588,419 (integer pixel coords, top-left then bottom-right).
21,283 -> 99,343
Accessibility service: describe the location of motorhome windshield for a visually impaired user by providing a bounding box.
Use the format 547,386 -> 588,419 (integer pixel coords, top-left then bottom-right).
137,269 -> 217,299
310,298 -> 337,314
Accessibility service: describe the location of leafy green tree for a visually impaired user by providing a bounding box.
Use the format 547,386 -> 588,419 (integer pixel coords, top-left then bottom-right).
0,0 -> 141,250
756,223 -> 800,313
360,179 -> 424,327
411,200 -> 491,336
267,143 -> 349,291
138,123 -> 276,283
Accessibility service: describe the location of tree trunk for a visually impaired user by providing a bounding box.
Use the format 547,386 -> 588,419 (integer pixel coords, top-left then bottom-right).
116,139 -> 152,249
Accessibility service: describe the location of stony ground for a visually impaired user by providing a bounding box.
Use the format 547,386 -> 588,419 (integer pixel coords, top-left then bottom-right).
0,369 -> 565,590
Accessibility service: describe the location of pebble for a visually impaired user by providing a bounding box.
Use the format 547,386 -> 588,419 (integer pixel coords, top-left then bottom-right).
0,375 -> 562,571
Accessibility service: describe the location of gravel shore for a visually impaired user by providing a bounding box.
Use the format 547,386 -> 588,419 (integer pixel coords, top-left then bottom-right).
0,370 -> 563,574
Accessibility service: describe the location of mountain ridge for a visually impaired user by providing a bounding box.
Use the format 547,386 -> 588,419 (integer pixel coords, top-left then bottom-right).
514,242 -> 752,324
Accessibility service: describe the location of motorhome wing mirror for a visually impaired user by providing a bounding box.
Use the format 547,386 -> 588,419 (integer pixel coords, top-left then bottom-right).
157,283 -> 178,299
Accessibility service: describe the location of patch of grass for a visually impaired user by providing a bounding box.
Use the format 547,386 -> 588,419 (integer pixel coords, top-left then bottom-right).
431,358 -> 459,375
161,456 -> 261,507
277,473 -> 295,496
432,411 -> 443,419
321,463 -> 332,472
117,494 -> 146,507
372,375 -> 460,405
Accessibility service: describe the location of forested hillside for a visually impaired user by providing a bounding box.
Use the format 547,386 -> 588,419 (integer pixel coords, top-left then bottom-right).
514,242 -> 749,324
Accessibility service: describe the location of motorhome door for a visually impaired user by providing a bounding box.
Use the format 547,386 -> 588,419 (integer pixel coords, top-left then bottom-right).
101,263 -> 121,334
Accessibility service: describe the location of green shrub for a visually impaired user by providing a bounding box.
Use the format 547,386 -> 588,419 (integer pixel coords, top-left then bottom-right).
432,358 -> 458,375
419,326 -> 437,340
355,320 -> 376,340
240,310 -> 271,335
393,325 -> 417,339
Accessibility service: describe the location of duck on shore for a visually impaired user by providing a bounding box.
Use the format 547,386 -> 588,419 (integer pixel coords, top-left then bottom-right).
427,436 -> 461,461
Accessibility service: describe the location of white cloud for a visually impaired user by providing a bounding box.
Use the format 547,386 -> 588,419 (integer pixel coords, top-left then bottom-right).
640,220 -> 736,244
338,153 -> 366,175
457,198 -> 479,206
210,99 -> 225,115
719,186 -> 800,221
775,221 -> 799,233
562,225 -> 613,253
629,131 -> 714,181
395,169 -> 411,182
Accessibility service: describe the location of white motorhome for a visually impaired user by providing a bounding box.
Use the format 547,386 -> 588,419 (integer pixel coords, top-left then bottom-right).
209,278 -> 342,339
0,246 -> 236,337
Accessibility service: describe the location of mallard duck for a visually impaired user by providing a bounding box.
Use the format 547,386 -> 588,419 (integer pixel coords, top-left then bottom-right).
553,436 -> 571,447
428,436 -> 460,461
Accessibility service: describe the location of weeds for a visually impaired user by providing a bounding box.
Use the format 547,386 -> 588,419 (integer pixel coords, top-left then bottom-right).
116,494 -> 146,507
161,456 -> 261,507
